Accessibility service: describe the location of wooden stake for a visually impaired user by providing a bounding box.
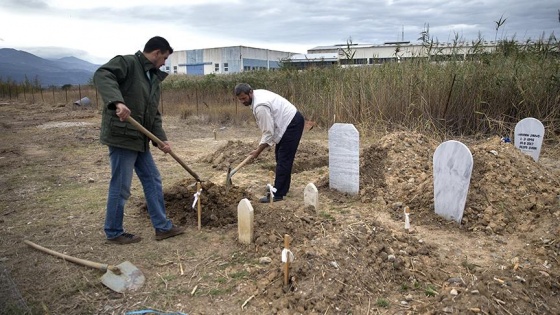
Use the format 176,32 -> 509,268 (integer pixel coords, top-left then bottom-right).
404,206 -> 411,233
269,170 -> 274,204
196,182 -> 202,230
283,234 -> 291,286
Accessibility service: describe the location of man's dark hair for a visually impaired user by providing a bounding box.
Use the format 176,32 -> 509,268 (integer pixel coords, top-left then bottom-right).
144,36 -> 174,54
234,83 -> 253,96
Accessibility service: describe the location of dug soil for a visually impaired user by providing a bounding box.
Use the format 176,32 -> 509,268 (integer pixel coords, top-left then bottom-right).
0,101 -> 559,315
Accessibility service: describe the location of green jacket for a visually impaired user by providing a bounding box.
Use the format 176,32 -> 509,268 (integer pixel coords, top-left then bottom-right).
94,51 -> 168,152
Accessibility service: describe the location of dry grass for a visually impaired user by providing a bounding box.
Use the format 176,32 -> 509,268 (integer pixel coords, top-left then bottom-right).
2,41 -> 559,140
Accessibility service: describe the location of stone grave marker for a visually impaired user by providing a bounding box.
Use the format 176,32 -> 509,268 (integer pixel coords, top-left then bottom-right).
328,123 -> 359,195
237,198 -> 254,244
514,117 -> 545,162
433,140 -> 473,223
304,183 -> 319,210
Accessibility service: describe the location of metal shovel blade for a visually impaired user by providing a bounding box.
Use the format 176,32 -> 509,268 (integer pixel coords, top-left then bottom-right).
101,261 -> 145,293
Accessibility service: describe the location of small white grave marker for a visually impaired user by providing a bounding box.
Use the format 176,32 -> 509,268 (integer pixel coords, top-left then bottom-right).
433,140 -> 473,223
328,123 -> 359,195
304,183 -> 319,210
514,117 -> 545,162
237,198 -> 254,244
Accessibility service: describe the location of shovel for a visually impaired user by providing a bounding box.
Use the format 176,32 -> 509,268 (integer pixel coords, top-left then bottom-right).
24,240 -> 145,293
225,155 -> 253,191
125,116 -> 203,183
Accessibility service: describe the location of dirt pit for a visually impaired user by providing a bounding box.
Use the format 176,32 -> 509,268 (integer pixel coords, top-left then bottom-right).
158,180 -> 253,227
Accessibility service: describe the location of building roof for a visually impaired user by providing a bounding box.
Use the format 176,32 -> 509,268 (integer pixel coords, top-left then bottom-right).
309,41 -> 413,50
288,53 -> 339,62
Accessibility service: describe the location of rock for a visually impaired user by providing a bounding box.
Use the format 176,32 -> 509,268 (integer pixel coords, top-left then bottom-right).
259,257 -> 272,264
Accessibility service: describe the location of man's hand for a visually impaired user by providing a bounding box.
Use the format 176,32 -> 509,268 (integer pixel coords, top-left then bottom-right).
157,141 -> 172,154
249,150 -> 259,160
250,143 -> 270,159
115,103 -> 131,121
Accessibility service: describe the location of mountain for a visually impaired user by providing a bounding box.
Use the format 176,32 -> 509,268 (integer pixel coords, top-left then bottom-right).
0,48 -> 100,87
51,56 -> 101,73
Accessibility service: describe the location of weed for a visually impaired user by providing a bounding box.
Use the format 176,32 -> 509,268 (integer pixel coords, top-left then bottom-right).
375,298 -> 390,308
425,284 -> 438,297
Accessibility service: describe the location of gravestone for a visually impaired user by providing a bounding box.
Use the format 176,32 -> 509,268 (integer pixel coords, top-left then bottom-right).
328,123 -> 359,195
304,183 -> 319,210
433,140 -> 473,223
237,198 -> 254,244
514,117 -> 545,162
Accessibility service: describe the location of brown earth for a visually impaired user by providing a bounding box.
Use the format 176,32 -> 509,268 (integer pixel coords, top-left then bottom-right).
0,100 -> 559,315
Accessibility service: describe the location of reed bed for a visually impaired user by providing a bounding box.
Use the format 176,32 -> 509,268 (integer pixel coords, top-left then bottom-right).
2,40 -> 558,141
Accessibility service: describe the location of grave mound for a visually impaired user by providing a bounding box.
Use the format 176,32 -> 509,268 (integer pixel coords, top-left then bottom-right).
358,131 -> 560,236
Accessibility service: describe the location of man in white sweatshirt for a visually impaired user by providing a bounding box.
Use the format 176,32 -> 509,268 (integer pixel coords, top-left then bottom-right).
234,83 -> 305,203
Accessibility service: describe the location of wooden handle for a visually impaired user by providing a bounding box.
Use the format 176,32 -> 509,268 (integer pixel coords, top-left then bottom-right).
229,155 -> 253,177
125,116 -> 202,182
24,240 -> 110,271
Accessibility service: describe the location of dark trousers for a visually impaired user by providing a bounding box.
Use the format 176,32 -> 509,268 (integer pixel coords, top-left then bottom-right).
274,111 -> 305,197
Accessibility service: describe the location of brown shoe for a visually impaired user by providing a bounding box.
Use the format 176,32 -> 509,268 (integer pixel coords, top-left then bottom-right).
155,225 -> 185,241
106,233 -> 142,245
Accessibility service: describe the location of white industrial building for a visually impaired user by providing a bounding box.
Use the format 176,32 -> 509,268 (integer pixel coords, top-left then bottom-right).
164,46 -> 298,75
164,41 -> 503,74
286,41 -> 500,69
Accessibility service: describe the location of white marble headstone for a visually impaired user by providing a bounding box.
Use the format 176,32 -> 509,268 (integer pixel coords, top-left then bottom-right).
514,117 -> 545,162
237,198 -> 254,244
433,140 -> 473,223
328,123 -> 360,195
304,183 -> 319,210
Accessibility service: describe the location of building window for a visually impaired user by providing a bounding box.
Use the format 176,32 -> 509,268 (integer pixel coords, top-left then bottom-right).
214,63 -> 219,72
224,63 -> 229,72
173,66 -> 177,74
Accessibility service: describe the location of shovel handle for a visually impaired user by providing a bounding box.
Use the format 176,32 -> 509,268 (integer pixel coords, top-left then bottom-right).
24,240 -> 111,271
230,155 -> 254,177
125,116 -> 202,182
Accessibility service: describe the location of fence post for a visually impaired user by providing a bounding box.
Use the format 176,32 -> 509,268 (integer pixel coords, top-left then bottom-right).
52,87 -> 55,104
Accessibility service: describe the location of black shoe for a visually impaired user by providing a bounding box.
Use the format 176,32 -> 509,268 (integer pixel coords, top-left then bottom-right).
155,225 -> 186,241
106,233 -> 142,245
259,194 -> 283,203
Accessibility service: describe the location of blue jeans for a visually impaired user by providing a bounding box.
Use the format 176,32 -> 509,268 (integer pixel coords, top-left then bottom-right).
105,146 -> 172,239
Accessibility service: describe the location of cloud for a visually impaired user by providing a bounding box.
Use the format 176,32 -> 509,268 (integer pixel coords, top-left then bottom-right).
0,0 -> 557,64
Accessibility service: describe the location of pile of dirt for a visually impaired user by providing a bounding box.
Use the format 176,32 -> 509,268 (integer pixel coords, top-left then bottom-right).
200,140 -> 328,174
152,180 -> 253,227
358,131 -> 560,235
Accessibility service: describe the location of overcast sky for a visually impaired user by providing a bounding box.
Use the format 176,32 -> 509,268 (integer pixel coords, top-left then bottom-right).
0,0 -> 558,64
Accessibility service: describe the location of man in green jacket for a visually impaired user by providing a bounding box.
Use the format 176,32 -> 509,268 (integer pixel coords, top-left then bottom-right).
94,36 -> 185,244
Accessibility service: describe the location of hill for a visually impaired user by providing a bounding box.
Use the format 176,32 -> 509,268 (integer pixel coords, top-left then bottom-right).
0,48 -> 99,87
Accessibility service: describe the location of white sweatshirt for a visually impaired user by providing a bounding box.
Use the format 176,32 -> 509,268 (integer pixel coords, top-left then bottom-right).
251,89 -> 297,145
